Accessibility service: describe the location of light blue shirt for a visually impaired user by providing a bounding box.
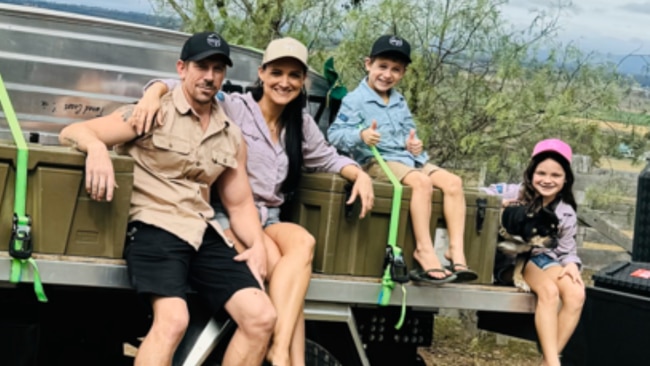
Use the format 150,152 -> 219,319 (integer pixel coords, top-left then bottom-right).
327,78 -> 428,166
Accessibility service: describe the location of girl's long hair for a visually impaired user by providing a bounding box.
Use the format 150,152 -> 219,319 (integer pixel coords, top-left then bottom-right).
249,68 -> 307,194
519,151 -> 577,212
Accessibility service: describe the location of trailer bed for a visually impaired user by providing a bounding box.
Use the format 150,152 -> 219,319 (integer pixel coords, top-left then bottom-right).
0,252 -> 535,313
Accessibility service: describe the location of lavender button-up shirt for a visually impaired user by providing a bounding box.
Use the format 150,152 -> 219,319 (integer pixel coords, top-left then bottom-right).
481,183 -> 582,268
149,80 -> 358,223
218,92 -> 357,214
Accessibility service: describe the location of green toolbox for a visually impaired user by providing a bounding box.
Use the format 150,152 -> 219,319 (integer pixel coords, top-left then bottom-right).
288,172 -> 414,277
0,142 -> 134,258
288,173 -> 500,283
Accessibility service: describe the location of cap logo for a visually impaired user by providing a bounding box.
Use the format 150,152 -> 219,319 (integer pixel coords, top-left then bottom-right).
206,34 -> 221,48
389,36 -> 403,47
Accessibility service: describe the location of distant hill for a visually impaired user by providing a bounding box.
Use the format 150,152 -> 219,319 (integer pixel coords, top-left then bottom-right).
0,0 -> 181,29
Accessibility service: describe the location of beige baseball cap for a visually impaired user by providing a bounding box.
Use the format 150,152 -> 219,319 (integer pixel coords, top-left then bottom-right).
262,37 -> 308,68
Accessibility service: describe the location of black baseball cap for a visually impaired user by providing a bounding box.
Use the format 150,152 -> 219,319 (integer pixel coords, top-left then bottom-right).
370,35 -> 411,64
180,31 -> 233,66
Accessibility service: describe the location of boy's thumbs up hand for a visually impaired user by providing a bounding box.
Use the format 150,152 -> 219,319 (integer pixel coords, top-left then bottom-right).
361,120 -> 381,146
406,128 -> 423,156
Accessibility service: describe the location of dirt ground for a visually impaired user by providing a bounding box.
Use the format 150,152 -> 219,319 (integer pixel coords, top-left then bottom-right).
417,270 -> 595,366
419,317 -> 541,366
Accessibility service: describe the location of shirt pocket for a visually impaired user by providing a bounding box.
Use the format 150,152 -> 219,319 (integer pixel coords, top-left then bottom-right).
140,132 -> 191,179
203,149 -> 238,184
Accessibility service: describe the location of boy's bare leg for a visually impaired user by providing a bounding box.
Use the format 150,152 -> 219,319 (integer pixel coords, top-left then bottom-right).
223,288 -> 276,366
135,297 -> 189,365
402,171 -> 450,278
429,170 -> 467,266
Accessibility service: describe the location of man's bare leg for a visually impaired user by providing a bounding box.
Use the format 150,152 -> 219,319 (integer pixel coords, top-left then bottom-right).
222,287 -> 276,366
135,297 -> 189,366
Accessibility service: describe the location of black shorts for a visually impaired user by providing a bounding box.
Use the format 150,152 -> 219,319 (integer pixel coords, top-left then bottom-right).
124,221 -> 260,312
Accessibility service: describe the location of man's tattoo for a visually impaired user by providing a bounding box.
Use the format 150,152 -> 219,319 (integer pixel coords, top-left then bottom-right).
118,105 -> 135,123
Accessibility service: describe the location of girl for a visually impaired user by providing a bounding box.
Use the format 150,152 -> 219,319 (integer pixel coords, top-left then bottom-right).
484,138 -> 585,366
132,37 -> 374,366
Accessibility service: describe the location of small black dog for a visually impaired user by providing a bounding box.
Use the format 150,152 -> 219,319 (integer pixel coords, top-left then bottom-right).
496,203 -> 559,292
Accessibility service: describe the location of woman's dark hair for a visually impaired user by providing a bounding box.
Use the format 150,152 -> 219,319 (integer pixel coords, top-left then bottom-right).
250,64 -> 307,194
519,151 -> 577,212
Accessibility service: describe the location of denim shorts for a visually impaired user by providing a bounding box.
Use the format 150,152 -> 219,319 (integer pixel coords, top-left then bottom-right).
213,202 -> 281,230
530,253 -> 561,270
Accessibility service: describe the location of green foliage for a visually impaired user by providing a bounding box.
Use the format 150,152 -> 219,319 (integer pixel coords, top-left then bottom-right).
151,0 -> 358,49
324,0 -> 626,182
585,177 -> 629,210
155,0 -> 628,182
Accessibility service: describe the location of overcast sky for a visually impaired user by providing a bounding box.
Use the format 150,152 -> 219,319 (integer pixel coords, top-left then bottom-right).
38,0 -> 650,55
502,0 -> 650,54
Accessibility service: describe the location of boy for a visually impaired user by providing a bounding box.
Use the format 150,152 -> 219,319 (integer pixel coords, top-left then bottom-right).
328,35 -> 477,283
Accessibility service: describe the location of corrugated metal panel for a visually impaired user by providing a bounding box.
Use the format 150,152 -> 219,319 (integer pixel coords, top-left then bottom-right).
0,4 -> 330,144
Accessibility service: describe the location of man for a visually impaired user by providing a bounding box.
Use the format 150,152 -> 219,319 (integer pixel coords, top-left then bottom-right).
59,32 -> 276,365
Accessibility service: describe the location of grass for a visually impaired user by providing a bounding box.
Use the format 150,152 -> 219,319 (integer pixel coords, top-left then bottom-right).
420,316 -> 540,366
420,270 -> 597,365
591,110 -> 650,126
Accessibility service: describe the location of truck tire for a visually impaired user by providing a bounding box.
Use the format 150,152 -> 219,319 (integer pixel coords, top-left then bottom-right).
305,339 -> 342,366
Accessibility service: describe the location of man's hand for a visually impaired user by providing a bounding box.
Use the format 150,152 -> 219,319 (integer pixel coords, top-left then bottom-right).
558,262 -> 583,285
360,120 -> 381,146
347,170 -> 374,218
85,142 -> 117,201
234,242 -> 268,290
128,89 -> 165,135
405,129 -> 423,156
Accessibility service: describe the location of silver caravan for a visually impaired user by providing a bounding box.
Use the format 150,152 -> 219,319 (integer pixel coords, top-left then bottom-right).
0,3 -> 332,144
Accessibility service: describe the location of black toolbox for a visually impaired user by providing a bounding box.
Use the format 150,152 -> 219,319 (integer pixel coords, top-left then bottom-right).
592,261 -> 650,296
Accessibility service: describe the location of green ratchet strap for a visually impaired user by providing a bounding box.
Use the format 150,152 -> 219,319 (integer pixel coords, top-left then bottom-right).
369,144 -> 409,330
0,74 -> 48,302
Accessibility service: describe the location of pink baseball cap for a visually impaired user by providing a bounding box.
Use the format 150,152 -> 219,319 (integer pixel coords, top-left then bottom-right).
532,138 -> 572,164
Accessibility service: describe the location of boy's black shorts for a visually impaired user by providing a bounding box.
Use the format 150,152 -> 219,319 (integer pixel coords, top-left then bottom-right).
124,221 -> 261,312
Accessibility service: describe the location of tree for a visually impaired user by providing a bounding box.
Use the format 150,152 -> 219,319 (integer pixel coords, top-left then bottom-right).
155,0 -> 629,182
322,0 -> 627,182
150,0 -> 364,49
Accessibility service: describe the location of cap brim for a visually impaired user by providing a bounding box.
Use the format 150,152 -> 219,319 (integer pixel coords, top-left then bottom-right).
185,50 -> 233,66
263,55 -> 308,69
371,50 -> 411,64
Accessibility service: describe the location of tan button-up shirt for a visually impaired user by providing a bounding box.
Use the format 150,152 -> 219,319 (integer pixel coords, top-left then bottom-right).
116,85 -> 241,249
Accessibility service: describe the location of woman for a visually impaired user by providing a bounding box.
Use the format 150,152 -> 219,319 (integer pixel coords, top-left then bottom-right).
483,138 -> 585,366
132,37 -> 374,366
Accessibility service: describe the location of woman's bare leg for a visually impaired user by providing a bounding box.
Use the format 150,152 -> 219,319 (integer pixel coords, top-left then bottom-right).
289,311 -> 306,366
263,223 -> 314,366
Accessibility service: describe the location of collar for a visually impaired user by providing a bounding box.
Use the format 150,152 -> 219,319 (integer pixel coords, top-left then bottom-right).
171,85 -> 230,134
359,77 -> 403,107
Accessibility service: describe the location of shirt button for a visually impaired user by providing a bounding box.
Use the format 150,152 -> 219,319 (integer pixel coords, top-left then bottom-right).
196,161 -> 201,166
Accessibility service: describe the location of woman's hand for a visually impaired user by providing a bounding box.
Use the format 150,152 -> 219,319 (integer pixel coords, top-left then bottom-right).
128,82 -> 168,135
348,170 -> 374,218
